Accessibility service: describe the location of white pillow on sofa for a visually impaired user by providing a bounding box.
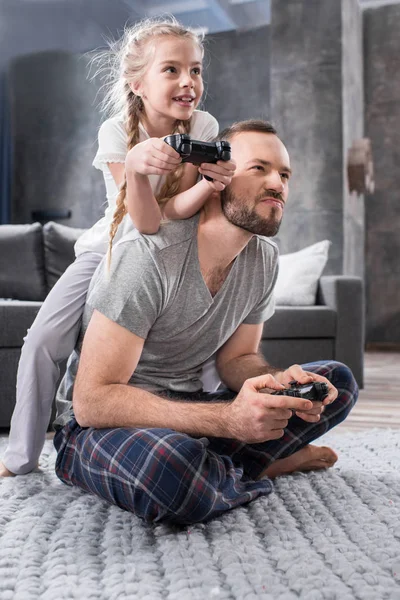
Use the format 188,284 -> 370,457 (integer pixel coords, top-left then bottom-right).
275,240 -> 331,306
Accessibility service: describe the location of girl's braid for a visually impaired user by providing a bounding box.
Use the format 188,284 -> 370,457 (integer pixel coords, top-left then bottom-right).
107,91 -> 142,268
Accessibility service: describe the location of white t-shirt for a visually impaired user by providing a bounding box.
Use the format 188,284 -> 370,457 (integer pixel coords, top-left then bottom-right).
74,110 -> 219,256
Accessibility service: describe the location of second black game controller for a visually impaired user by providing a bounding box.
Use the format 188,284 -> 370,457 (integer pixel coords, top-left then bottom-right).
164,133 -> 231,181
271,381 -> 329,402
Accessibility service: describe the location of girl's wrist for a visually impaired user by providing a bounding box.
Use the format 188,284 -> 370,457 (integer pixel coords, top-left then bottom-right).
197,175 -> 214,192
126,167 -> 148,180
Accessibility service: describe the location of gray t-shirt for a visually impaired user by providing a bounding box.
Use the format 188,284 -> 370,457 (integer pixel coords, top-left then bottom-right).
54,213 -> 278,428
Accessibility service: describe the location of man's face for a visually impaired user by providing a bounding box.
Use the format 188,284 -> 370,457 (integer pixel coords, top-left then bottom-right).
221,131 -> 291,237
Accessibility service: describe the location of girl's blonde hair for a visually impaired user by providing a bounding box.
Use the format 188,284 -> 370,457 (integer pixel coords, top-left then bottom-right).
92,17 -> 205,267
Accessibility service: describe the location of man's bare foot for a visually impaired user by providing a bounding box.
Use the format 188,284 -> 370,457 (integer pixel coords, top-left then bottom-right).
0,461 -> 16,477
259,445 -> 338,480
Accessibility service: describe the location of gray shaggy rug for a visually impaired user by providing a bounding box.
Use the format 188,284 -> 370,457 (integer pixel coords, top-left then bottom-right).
1,429 -> 400,600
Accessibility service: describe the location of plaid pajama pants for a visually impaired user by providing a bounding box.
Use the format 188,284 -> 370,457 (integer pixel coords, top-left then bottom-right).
54,360 -> 358,525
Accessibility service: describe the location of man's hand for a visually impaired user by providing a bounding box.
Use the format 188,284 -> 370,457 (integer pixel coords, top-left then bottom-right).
224,373 -> 313,443
0,461 -> 16,477
198,159 -> 236,191
274,364 -> 338,423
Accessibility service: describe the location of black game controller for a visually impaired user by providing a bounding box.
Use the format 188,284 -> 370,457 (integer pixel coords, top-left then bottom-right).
164,133 -> 231,181
271,381 -> 329,402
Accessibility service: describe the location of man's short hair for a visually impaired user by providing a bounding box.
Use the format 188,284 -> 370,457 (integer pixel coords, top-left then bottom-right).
218,119 -> 277,142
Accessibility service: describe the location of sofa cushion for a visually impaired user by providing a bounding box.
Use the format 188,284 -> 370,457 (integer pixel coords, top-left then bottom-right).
0,300 -> 42,346
43,221 -> 87,291
0,348 -> 23,426
260,338 -> 335,370
0,223 -> 47,301
263,306 -> 336,339
275,240 -> 331,305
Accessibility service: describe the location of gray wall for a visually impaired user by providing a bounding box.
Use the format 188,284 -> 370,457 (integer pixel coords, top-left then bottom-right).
1,0 -> 134,227
269,0 -> 364,278
203,27 -> 270,132
0,0 -> 134,67
9,50 -> 107,227
364,4 -> 400,344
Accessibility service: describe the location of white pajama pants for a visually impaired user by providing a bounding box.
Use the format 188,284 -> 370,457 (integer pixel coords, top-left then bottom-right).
2,252 -> 103,474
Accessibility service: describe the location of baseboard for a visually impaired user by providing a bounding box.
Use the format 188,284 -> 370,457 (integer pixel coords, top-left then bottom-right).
366,342 -> 400,352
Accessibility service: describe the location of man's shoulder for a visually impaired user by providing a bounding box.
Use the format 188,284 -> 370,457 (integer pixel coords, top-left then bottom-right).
252,235 -> 279,259
114,214 -> 199,258
91,216 -> 199,309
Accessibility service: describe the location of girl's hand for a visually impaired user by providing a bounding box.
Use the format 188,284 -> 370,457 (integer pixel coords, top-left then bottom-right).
198,159 -> 236,191
125,138 -> 182,177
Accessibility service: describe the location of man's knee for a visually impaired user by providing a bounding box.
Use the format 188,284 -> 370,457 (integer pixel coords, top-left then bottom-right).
131,431 -> 217,525
331,360 -> 358,397
323,360 -> 358,422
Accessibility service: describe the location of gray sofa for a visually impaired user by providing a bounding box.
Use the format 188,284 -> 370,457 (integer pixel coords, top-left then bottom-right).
0,222 -> 364,428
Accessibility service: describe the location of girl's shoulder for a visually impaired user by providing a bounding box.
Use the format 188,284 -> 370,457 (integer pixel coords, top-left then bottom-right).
190,110 -> 219,140
98,114 -> 127,139
94,115 -> 127,165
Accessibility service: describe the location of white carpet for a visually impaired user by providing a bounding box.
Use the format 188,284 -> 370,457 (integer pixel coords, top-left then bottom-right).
1,429 -> 400,600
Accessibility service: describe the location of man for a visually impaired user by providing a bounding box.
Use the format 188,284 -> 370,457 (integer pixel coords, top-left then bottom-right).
52,120 -> 358,524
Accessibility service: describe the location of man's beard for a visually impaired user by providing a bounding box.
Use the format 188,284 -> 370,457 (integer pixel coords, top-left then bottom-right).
221,187 -> 283,237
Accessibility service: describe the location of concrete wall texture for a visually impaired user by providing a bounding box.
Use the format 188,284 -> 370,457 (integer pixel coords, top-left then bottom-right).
364,4 -> 400,344
270,0 -> 342,274
9,51 -> 107,228
269,0 -> 365,278
204,26 -> 271,132
1,0 -> 134,228
0,0 -> 133,65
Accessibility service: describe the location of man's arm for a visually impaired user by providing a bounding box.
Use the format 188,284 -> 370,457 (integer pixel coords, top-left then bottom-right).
74,310 -> 231,436
216,323 -> 281,392
216,322 -> 338,422
74,312 -> 315,443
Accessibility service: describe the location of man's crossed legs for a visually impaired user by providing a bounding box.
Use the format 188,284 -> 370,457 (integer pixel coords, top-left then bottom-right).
54,361 -> 358,525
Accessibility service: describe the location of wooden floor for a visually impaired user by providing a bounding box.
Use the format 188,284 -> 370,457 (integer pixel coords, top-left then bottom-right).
337,351 -> 400,432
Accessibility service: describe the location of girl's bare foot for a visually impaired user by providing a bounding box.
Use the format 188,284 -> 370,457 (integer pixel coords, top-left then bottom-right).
259,445 -> 338,480
0,461 -> 16,477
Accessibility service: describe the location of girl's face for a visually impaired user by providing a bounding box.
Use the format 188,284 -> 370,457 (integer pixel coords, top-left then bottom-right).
132,36 -> 204,128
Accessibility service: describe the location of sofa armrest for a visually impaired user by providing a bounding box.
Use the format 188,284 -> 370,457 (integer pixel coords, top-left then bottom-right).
317,275 -> 364,387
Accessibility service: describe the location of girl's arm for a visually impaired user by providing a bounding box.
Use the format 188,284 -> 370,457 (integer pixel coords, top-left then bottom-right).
161,163 -> 210,220
107,163 -> 125,188
125,169 -> 162,234
108,138 -> 181,233
107,163 -> 161,233
108,161 -> 203,225
162,160 -> 236,221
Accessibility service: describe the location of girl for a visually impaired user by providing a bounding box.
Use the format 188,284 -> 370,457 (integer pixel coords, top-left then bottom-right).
0,17 -> 235,476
